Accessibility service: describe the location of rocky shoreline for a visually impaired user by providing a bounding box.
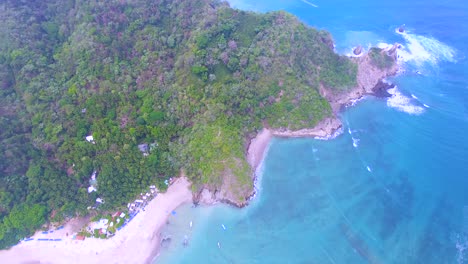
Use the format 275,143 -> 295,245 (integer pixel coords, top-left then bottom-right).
193,43 -> 400,208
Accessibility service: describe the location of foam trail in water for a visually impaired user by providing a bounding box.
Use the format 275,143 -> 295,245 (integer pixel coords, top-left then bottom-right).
387,87 -> 425,115
299,0 -> 318,8
249,142 -> 271,202
352,137 -> 359,148
455,233 -> 468,264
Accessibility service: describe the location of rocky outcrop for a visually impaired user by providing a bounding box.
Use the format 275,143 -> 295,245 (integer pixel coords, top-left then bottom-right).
271,117 -> 342,138
372,80 -> 395,97
398,25 -> 405,33
353,45 -> 363,56
322,43 -> 399,113
193,156 -> 254,208
195,44 -> 400,209
193,182 -> 254,208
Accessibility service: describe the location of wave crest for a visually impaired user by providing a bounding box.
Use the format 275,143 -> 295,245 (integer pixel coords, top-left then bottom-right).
395,30 -> 456,65
314,127 -> 343,141
387,87 -> 425,115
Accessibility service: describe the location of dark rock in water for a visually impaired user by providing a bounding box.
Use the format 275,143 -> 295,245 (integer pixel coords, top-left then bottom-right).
160,236 -> 172,247
372,80 -> 395,97
387,43 -> 399,57
398,26 -> 405,33
353,45 -> 363,55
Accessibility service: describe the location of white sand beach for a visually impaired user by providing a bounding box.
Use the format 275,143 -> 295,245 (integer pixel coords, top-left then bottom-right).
247,128 -> 273,170
0,177 -> 192,264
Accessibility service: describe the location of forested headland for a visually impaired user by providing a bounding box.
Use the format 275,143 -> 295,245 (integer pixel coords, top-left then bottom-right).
0,0 -> 362,248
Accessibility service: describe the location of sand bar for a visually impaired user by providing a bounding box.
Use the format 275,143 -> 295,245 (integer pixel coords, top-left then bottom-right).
0,177 -> 192,264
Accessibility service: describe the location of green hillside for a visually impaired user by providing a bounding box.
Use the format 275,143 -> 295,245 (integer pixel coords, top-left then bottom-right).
0,0 -> 357,248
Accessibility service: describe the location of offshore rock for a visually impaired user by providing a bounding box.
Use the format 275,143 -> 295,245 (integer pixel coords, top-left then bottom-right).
353,45 -> 363,55
372,80 -> 395,98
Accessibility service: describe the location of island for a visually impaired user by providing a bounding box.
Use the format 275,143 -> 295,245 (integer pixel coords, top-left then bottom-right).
0,0 -> 398,261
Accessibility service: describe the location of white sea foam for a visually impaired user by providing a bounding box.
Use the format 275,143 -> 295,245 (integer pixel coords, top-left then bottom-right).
298,0 -> 318,8
377,42 -> 393,50
455,233 -> 468,264
249,143 -> 271,201
387,87 -> 425,115
352,137 -> 359,148
347,96 -> 366,107
395,30 -> 456,65
314,127 -> 343,141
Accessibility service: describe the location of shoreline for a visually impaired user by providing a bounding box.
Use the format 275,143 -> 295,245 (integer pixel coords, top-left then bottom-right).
0,43 -> 401,264
0,177 -> 192,264
242,43 -> 401,204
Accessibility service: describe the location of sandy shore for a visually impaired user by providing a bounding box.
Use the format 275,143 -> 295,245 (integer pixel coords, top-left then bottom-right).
247,128 -> 273,170
0,177 -> 192,264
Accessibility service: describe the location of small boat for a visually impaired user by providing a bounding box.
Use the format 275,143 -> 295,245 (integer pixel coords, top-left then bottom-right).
217,242 -> 221,249
190,221 -> 192,228
183,235 -> 189,247
221,224 -> 226,230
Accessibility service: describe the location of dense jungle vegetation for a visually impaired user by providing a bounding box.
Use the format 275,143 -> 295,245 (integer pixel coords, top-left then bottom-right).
0,0 -> 357,248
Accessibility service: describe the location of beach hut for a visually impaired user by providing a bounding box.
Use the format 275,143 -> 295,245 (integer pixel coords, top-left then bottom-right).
85,135 -> 95,143
88,186 -> 97,193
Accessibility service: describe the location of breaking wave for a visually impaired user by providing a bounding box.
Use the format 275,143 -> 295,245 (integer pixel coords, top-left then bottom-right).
352,137 -> 360,148
395,30 -> 456,65
387,87 -> 425,115
314,126 -> 344,141
455,233 -> 468,264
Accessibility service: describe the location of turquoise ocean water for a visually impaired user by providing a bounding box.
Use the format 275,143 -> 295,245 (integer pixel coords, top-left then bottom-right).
155,0 -> 468,263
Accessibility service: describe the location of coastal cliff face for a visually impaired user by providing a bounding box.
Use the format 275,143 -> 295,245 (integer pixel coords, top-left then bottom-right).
193,157 -> 254,207
323,45 -> 399,113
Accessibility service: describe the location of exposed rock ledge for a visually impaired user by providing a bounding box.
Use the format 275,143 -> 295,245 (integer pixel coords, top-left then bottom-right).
272,43 -> 400,138
324,43 -> 399,114
271,117 -> 342,138
193,44 -> 400,208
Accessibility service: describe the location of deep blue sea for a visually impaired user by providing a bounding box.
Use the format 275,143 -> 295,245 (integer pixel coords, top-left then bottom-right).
155,0 -> 468,263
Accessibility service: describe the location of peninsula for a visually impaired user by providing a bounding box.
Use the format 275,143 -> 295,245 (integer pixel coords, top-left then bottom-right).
0,0 -> 398,260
